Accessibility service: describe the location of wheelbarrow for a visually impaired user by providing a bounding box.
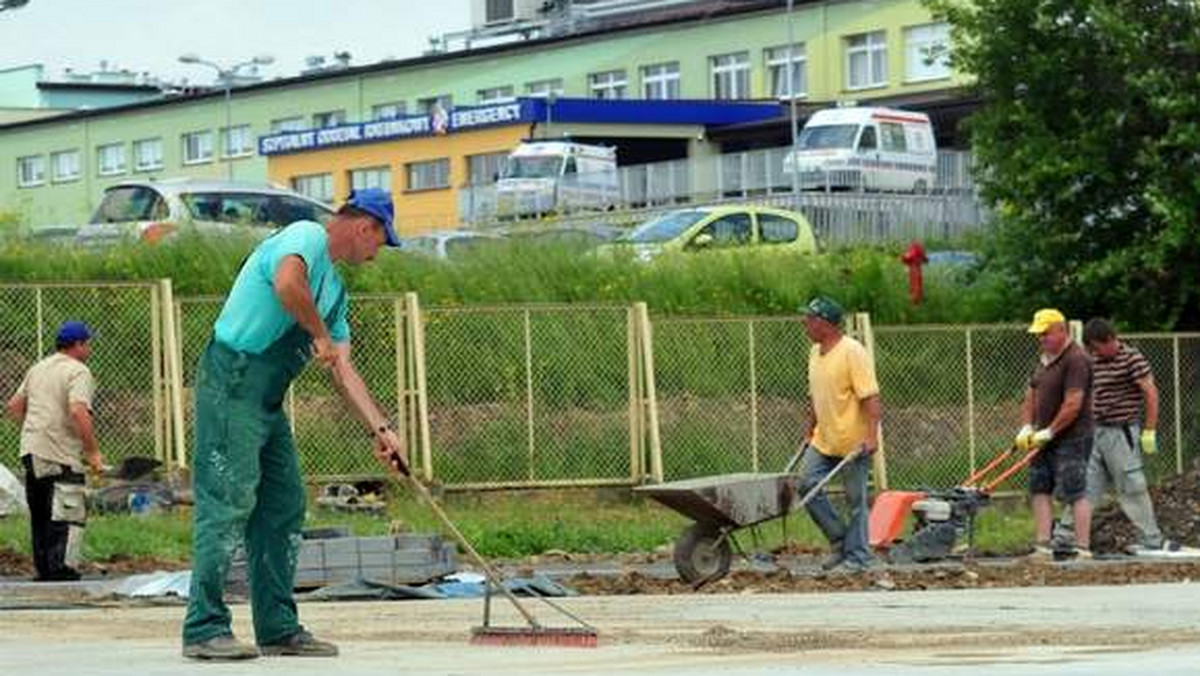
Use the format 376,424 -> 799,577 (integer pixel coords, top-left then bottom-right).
636,450 -> 861,584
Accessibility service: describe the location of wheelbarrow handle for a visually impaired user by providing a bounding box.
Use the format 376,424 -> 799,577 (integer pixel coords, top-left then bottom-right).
784,436 -> 814,473
794,448 -> 863,509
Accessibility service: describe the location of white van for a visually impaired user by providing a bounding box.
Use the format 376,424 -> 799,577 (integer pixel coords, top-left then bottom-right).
495,141 -> 619,217
782,107 -> 937,192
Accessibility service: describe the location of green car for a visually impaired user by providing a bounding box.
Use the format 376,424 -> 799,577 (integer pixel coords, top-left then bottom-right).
603,205 -> 818,261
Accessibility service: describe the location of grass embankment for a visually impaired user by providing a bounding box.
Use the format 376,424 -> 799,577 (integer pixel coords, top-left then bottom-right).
0,231 -> 1009,322
0,488 -> 1037,565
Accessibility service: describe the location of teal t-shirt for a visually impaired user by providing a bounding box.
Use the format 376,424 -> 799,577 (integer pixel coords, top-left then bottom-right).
213,220 -> 350,354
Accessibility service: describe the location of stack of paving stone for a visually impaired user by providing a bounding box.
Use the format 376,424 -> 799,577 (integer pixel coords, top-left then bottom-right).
230,532 -> 458,590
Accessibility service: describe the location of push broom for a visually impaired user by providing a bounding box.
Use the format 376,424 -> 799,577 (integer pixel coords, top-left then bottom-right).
387,452 -> 599,647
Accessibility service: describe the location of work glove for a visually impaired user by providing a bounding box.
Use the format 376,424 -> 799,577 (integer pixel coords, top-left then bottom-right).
1030,427 -> 1054,449
1140,429 -> 1158,455
1015,424 -> 1034,451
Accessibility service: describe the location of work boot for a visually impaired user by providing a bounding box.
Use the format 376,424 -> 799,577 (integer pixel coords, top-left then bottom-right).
259,629 -> 339,657
821,542 -> 845,571
182,635 -> 260,661
1025,543 -> 1054,564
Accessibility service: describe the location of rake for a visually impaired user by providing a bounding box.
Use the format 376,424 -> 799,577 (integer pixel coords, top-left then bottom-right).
387,452 -> 599,647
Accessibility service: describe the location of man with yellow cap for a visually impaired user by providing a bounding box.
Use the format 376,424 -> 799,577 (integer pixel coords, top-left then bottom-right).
1015,309 -> 1094,561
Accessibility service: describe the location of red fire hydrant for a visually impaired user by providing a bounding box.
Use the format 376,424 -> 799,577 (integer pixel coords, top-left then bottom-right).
900,241 -> 928,305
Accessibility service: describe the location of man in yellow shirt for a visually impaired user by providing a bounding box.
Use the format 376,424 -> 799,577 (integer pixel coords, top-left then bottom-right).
797,297 -> 882,572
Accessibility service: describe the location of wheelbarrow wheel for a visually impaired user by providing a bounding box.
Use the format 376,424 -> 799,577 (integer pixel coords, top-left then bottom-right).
673,524 -> 732,584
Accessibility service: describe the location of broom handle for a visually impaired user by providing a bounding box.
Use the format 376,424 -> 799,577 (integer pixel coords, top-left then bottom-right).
392,457 -> 540,628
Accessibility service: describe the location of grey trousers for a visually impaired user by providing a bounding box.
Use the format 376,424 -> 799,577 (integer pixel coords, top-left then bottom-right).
1057,424 -> 1162,549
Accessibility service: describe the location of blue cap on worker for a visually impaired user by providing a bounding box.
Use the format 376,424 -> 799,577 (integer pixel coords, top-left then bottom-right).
803,296 -> 844,325
346,188 -> 400,248
56,320 -> 92,344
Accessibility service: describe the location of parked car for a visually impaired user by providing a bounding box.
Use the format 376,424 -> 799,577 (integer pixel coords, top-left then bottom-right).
500,223 -> 626,249
396,230 -> 507,260
75,178 -> 334,246
599,205 -> 818,261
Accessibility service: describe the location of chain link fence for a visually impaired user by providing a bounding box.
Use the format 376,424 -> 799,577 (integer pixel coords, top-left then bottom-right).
5,283 -> 1198,494
0,283 -> 163,473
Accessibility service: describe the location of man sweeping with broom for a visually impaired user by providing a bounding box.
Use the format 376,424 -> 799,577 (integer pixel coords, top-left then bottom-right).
182,189 -> 407,661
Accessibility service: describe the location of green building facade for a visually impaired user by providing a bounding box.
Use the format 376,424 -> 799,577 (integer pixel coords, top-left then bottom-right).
0,0 -> 967,227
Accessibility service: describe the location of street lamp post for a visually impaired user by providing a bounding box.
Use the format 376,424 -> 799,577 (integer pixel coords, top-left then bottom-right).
178,53 -> 274,180
786,0 -> 800,197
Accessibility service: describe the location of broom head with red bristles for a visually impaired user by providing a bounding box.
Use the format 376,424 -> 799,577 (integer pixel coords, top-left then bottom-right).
470,625 -> 599,648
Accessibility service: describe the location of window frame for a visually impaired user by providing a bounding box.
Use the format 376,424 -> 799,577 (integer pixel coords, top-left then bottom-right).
406,158 -> 451,192
845,30 -> 889,90
370,102 -> 407,120
290,173 -> 335,204
312,110 -> 347,128
765,44 -> 807,99
476,85 -> 515,104
96,142 -> 127,177
903,22 -> 952,82
525,78 -> 564,97
348,166 -> 393,192
641,62 -> 681,100
17,155 -> 46,188
710,52 -> 751,100
588,70 -> 628,100
132,138 -> 164,172
49,149 -> 81,183
270,116 -> 306,133
182,130 -> 215,165
221,124 -> 254,159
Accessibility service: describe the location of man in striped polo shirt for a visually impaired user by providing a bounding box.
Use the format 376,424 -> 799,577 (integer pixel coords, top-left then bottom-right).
1077,318 -> 1171,552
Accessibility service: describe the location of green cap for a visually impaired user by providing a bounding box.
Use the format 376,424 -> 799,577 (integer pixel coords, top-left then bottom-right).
803,296 -> 844,325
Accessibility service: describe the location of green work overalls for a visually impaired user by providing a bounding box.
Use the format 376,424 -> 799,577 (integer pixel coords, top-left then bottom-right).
182,289 -> 345,646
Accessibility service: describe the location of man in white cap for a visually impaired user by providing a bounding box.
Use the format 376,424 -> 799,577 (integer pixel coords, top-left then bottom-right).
1015,309 -> 1094,561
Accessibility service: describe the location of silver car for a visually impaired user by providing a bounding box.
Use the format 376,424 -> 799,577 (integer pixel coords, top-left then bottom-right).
76,178 -> 334,245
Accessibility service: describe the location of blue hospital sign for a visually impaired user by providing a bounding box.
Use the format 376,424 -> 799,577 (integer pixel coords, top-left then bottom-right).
258,101 -> 532,155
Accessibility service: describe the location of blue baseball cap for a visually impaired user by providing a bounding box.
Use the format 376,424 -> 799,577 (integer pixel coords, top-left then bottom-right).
346,188 -> 399,248
802,296 -> 845,325
56,320 -> 92,344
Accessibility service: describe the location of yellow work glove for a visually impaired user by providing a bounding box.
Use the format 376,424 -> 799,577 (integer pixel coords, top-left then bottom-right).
1015,424 -> 1034,451
1140,429 -> 1158,455
1030,427 -> 1054,449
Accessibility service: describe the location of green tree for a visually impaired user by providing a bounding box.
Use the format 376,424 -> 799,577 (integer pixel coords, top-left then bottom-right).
931,0 -> 1200,328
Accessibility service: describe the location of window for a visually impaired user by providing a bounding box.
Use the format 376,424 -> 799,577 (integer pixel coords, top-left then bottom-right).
485,0 -> 514,23
467,152 -> 508,185
477,85 -> 515,104
758,213 -> 799,244
96,143 -> 126,176
588,70 -> 627,100
91,186 -> 168,223
17,155 -> 45,187
693,213 -> 752,247
858,125 -> 877,150
132,138 -> 163,171
349,166 -> 391,191
371,102 -> 406,120
765,44 -> 807,99
312,110 -> 346,128
182,130 -> 214,164
406,158 -> 451,191
710,52 -> 750,100
641,62 -> 680,100
846,30 -> 888,89
291,173 -> 334,203
50,150 -> 80,183
271,116 -> 306,133
418,95 -> 452,115
880,122 -> 907,152
525,78 -> 563,97
222,125 -> 254,158
904,22 -> 951,81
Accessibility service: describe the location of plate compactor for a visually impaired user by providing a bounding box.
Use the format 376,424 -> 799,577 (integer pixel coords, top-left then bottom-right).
869,445 -> 1040,562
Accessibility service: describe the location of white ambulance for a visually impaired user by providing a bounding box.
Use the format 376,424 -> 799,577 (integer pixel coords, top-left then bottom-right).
495,141 -> 619,217
782,107 -> 937,192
